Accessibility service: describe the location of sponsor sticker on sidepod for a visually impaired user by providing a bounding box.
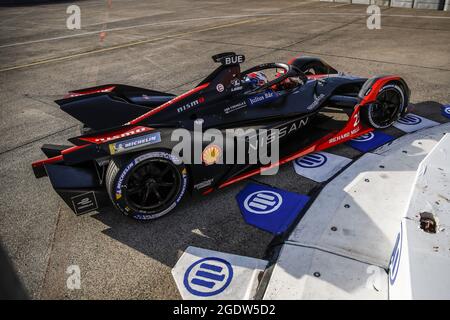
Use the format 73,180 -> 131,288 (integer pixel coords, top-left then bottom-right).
109,132 -> 161,155
247,90 -> 278,107
224,101 -> 246,114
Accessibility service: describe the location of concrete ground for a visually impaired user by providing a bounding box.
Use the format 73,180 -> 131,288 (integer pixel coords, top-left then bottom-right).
0,0 -> 449,299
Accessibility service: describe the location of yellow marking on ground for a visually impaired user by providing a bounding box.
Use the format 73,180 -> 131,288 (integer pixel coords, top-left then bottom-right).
0,18 -> 267,73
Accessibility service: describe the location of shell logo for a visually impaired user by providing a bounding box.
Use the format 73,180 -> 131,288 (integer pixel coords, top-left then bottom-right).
202,144 -> 222,165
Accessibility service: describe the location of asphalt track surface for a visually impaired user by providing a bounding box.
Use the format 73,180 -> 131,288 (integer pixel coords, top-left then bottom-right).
0,0 -> 449,299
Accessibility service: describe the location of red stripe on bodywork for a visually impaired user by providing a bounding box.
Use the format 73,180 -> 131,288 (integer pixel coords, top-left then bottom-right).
129,82 -> 210,124
218,145 -> 316,189
33,123 -> 156,168
64,85 -> 115,98
202,188 -> 214,196
217,103 -> 375,190
361,76 -> 401,104
32,155 -> 63,168
78,126 -> 152,144
306,74 -> 328,80
60,144 -> 88,155
32,144 -> 89,168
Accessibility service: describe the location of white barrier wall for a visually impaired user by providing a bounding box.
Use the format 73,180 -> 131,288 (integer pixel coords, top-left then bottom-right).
389,134 -> 450,299
391,0 -> 414,8
414,0 -> 445,9
264,123 -> 450,300
320,0 -> 448,9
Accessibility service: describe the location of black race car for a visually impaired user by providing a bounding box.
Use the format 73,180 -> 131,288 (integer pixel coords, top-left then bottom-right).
32,52 -> 410,220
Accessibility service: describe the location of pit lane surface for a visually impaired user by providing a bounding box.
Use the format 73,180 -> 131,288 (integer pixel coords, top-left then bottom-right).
0,0 -> 449,299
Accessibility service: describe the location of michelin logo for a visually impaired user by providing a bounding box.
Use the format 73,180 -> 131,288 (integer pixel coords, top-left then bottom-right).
247,91 -> 277,106
109,132 -> 161,155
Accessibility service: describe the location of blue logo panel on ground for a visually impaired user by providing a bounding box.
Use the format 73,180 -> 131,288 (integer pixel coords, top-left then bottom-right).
183,257 -> 233,297
236,183 -> 310,235
441,105 -> 450,119
346,131 -> 395,152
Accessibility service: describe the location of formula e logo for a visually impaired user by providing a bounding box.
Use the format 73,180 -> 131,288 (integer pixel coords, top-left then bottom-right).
295,153 -> 327,168
216,83 -> 224,92
389,224 -> 403,285
352,132 -> 375,142
397,114 -> 422,125
243,190 -> 283,214
184,257 -> 233,297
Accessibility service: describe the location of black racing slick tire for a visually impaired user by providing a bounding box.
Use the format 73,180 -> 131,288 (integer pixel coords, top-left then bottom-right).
361,83 -> 406,129
105,151 -> 189,220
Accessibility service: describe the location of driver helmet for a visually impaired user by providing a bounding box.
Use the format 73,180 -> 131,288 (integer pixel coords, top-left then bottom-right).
243,71 -> 268,88
274,69 -> 301,90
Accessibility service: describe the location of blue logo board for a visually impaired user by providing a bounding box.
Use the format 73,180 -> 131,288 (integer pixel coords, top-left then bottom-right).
183,257 -> 233,297
441,105 -> 450,119
389,223 -> 403,285
346,131 -> 394,152
295,153 -> 327,168
397,114 -> 422,125
236,183 -> 310,235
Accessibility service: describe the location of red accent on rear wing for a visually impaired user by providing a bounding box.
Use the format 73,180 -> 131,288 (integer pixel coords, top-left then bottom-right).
32,144 -> 89,175
32,125 -> 154,177
32,155 -> 63,168
64,85 -> 116,98
77,125 -> 153,144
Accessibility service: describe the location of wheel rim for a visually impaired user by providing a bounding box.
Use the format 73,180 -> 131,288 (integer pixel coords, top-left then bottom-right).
370,88 -> 402,127
124,159 -> 181,212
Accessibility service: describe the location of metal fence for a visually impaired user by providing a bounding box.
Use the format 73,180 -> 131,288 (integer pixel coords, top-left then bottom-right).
320,0 -> 449,11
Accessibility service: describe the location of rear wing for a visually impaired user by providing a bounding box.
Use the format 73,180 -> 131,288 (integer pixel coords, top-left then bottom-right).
55,85 -> 175,131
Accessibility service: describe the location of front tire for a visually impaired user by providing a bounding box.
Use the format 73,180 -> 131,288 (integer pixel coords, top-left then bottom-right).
361,83 -> 405,129
105,150 -> 188,220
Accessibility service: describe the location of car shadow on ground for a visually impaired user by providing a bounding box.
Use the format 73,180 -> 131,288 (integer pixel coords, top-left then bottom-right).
91,181 -> 274,269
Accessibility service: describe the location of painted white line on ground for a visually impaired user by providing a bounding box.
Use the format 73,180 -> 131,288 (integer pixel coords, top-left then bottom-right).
0,18 -> 264,73
2,12 -> 449,49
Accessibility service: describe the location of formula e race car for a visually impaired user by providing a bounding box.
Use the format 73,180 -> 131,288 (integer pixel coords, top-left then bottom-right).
32,52 -> 410,220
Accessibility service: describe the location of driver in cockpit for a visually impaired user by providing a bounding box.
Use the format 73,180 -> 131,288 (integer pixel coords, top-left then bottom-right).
243,71 -> 302,91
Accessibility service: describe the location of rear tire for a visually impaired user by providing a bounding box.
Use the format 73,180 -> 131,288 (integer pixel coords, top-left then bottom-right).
105,150 -> 188,220
361,83 -> 405,129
